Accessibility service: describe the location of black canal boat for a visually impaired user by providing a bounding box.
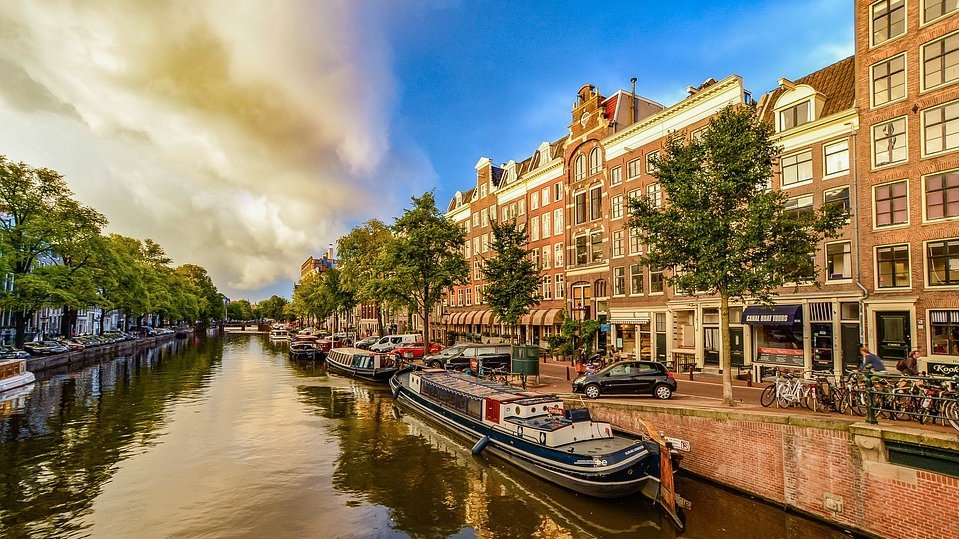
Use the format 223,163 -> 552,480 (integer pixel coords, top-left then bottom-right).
326,347 -> 399,383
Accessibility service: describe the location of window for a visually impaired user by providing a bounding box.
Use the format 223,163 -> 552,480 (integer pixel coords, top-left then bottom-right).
480,183 -> 488,198
780,101 -> 810,130
473,237 -> 480,255
518,199 -> 526,215
691,126 -> 707,142
926,170 -> 959,219
542,275 -> 552,300
553,208 -> 563,235
589,147 -> 602,174
781,150 -> 813,186
824,139 -> 850,175
647,183 -> 662,208
473,260 -> 481,280
649,266 -> 664,294
464,242 -> 470,258
923,31 -> 959,90
645,151 -> 660,173
555,243 -> 564,267
482,208 -> 489,227
541,212 -> 551,239
872,54 -> 906,106
554,182 -> 563,201
924,0 -> 959,23
575,235 -> 588,265
540,187 -> 548,208
924,101 -> 959,155
785,194 -> 814,217
627,158 -> 642,179
871,0 -> 906,46
630,264 -> 643,295
482,233 -> 489,253
489,205 -> 496,222
628,226 -> 642,255
590,232 -> 604,263
589,187 -> 602,220
611,195 -> 624,219
930,310 -> 959,356
928,238 -> 959,285
457,289 -> 464,306
610,166 -> 622,186
574,192 -> 586,224
472,212 -> 479,227
465,287 -> 472,306
542,246 -> 551,269
476,284 -> 483,304
613,267 -> 625,295
531,248 -> 540,269
612,230 -> 624,257
826,242 -> 852,280
877,244 -> 910,288
875,180 -> 909,226
530,217 -> 540,241
574,154 -> 586,181
555,274 -> 565,299
824,186 -> 851,213
873,117 -> 908,166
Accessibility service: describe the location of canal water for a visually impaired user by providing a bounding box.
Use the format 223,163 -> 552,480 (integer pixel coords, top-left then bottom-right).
0,335 -> 853,538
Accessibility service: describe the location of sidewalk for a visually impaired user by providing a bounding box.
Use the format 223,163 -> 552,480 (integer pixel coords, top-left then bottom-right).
527,358 -> 959,436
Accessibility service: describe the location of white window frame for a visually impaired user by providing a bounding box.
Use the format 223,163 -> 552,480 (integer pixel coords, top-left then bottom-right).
922,168 -> 959,222
870,0 -> 907,48
554,242 -> 564,268
553,208 -> 563,236
780,149 -> 814,188
542,246 -> 551,269
824,185 -> 851,214
530,217 -> 540,241
541,212 -> 551,239
518,199 -> 526,215
531,192 -> 539,211
648,266 -> 665,295
779,100 -> 812,131
922,0 -> 959,25
647,183 -> 663,208
874,243 -> 912,290
555,274 -> 565,299
611,195 -> 624,220
613,266 -> 626,296
920,28 -> 959,92
824,240 -> 853,282
922,98 -> 959,157
554,182 -> 563,201
870,52 -> 908,108
923,236 -> 959,288
627,158 -> 642,179
871,115 -> 909,168
823,138 -> 850,177
541,187 -> 550,208
873,178 -> 911,229
612,229 -> 624,258
610,166 -> 622,186
645,151 -> 659,174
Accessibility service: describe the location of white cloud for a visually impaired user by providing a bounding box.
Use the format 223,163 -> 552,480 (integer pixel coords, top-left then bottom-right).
0,0 -> 410,297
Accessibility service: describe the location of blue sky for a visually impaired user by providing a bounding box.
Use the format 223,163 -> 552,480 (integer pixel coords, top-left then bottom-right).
382,0 -> 854,210
0,1 -> 853,301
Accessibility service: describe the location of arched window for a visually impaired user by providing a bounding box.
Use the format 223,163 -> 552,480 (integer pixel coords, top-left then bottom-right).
574,154 -> 586,181
588,147 -> 602,174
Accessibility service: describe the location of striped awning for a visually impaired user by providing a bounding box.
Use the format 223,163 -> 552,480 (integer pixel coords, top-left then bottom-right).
609,311 -> 650,324
931,310 -> 959,323
480,310 -> 494,325
465,311 -> 481,325
519,311 -> 535,325
541,309 -> 562,325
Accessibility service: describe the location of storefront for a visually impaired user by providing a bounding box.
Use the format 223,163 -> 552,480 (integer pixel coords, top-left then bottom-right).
926,309 -> 959,375
743,304 -> 805,377
608,309 -> 650,359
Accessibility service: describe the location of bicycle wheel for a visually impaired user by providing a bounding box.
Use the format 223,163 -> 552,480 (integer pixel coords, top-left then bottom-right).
760,385 -> 776,407
805,387 -> 820,413
850,390 -> 868,416
833,388 -> 848,414
945,399 -> 959,432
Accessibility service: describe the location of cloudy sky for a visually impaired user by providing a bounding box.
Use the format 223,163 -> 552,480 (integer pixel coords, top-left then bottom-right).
0,1 -> 851,301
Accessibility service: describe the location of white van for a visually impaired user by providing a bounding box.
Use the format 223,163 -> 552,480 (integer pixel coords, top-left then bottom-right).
369,334 -> 420,353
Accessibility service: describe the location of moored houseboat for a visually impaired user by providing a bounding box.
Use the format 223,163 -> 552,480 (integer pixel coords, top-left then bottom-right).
289,341 -> 319,360
269,328 -> 290,341
390,368 -> 687,521
0,358 -> 36,393
326,348 -> 398,383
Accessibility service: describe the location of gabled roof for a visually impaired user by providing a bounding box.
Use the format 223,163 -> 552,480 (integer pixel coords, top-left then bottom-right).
603,94 -> 619,120
447,187 -> 475,212
758,56 -> 855,125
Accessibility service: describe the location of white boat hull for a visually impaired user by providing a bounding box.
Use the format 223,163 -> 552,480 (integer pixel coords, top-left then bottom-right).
0,372 -> 36,393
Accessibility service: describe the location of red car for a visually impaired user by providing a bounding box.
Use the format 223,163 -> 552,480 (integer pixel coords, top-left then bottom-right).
392,342 -> 443,359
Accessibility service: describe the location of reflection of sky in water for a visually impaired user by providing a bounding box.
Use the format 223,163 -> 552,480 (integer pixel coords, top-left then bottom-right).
0,335 -> 853,538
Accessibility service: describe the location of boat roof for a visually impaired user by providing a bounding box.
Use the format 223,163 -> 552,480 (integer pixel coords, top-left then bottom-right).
417,370 -> 560,401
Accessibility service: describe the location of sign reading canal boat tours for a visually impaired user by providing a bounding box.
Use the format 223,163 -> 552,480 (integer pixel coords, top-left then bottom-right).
756,347 -> 804,366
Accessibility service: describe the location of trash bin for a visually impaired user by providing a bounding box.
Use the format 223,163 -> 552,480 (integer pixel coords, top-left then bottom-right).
511,345 -> 540,376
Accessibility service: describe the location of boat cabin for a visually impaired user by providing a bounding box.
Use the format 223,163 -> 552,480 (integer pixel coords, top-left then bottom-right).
0,359 -> 26,379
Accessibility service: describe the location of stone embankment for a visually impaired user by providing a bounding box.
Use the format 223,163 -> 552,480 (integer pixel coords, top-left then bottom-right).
25,332 -> 180,372
564,398 -> 959,539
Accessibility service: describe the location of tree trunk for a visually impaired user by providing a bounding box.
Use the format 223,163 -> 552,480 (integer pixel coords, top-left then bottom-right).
719,293 -> 735,407
99,310 -> 107,335
376,302 -> 384,337
14,311 -> 27,348
422,310 -> 430,360
60,306 -> 78,337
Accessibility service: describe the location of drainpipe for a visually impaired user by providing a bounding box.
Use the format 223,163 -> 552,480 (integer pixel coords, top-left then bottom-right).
848,120 -> 868,348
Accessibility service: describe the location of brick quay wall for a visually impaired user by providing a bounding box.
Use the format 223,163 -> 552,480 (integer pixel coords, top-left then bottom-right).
25,332 -> 180,373
564,399 -> 959,539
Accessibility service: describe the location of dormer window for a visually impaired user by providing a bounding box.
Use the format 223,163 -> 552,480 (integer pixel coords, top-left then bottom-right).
480,183 -> 488,198
780,101 -> 811,131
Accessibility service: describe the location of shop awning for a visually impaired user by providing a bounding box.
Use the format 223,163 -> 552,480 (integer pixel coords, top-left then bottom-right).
743,304 -> 802,325
519,311 -> 536,325
480,310 -> 494,325
449,312 -> 460,325
609,313 -> 651,324
541,309 -> 562,326
465,311 -> 480,325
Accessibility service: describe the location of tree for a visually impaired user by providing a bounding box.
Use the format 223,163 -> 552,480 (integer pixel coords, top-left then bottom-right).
257,295 -> 289,321
176,264 -> 225,324
481,219 -> 540,344
0,157 -> 107,345
629,105 -> 847,406
226,299 -> 255,321
337,220 -> 396,337
386,192 -> 468,356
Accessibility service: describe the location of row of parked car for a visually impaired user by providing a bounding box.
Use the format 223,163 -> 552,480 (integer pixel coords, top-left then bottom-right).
0,328 -> 179,358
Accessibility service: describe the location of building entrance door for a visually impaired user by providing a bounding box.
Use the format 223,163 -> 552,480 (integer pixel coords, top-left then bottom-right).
876,311 -> 910,362
841,323 -> 860,371
729,327 -> 745,366
704,327 -> 720,365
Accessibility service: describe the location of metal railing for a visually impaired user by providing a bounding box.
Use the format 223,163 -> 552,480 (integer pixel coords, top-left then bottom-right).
854,371 -> 959,430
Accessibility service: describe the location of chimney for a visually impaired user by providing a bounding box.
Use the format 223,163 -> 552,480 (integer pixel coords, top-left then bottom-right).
630,77 -> 637,125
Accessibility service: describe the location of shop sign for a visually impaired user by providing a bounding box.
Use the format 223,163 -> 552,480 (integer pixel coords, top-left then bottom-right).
600,324 -> 611,332
745,313 -> 791,324
927,361 -> 959,377
757,347 -> 804,366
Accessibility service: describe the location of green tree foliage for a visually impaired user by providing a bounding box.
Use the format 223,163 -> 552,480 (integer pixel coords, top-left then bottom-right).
386,192 -> 468,354
481,219 -> 540,343
226,299 -> 255,321
257,295 -> 289,321
629,105 -> 847,405
337,220 -> 396,336
313,267 -> 355,333
176,264 -> 226,323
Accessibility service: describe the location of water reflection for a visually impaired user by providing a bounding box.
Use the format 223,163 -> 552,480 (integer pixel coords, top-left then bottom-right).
0,335 -> 855,539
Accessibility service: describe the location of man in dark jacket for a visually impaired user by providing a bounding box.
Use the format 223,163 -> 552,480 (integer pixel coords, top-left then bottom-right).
859,346 -> 886,372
